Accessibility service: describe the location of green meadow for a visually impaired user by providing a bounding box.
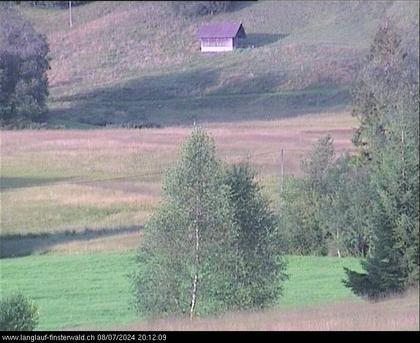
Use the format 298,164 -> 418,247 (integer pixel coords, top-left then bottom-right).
0,253 -> 362,330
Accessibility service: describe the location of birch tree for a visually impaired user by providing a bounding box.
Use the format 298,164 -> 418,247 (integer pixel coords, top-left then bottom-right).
131,129 -> 239,318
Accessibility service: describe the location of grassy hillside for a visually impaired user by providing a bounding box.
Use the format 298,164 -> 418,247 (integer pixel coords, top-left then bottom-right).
0,253 -> 363,330
15,0 -> 419,127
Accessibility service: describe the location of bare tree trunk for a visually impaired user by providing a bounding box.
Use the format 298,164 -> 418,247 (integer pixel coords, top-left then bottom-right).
190,224 -> 199,320
279,148 -> 284,196
337,229 -> 341,258
401,128 -> 405,179
69,1 -> 73,28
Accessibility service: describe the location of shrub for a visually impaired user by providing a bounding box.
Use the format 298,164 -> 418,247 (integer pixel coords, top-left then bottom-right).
171,1 -> 234,17
0,293 -> 39,331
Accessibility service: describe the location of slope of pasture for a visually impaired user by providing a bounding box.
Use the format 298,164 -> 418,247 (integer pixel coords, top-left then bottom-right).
0,253 -> 364,330
0,112 -> 357,257
16,1 -> 419,127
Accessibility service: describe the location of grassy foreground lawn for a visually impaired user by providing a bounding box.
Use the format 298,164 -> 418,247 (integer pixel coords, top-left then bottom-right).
0,253 -> 362,330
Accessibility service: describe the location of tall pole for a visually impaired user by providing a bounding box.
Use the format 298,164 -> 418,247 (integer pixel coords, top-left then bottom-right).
69,1 -> 73,28
280,148 -> 284,196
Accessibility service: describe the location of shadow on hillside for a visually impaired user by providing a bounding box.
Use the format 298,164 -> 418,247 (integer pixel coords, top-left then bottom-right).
49,66 -> 351,128
0,226 -> 143,258
0,176 -> 74,191
231,1 -> 257,12
208,71 -> 288,95
50,67 -> 222,126
245,33 -> 289,48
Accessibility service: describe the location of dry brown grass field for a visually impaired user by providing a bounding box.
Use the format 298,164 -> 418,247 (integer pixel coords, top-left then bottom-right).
119,289 -> 419,331
0,112 -> 356,256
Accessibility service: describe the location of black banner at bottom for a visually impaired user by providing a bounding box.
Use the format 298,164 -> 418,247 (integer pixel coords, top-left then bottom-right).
0,331 -> 417,342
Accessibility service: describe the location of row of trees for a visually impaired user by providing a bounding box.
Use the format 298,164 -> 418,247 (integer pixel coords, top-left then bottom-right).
279,136 -> 374,257
343,21 -> 419,299
279,22 -> 419,299
14,1 -> 230,12
13,1 -> 91,8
